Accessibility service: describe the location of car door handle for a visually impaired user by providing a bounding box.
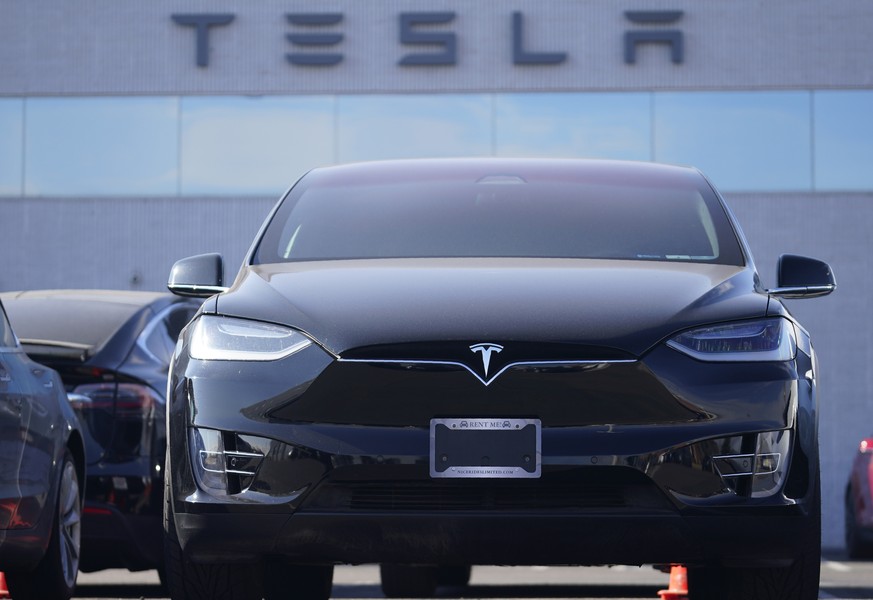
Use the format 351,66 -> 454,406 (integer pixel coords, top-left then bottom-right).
0,372 -> 10,382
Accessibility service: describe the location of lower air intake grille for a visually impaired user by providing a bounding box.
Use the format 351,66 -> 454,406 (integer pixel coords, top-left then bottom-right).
302,468 -> 670,513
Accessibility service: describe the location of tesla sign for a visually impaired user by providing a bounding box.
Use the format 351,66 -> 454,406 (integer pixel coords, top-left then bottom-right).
172,10 -> 686,68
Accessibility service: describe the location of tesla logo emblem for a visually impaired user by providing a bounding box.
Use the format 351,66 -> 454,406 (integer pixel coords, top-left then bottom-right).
470,343 -> 503,376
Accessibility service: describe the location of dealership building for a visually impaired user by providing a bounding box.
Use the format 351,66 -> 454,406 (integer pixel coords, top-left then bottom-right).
1,0 -> 872,549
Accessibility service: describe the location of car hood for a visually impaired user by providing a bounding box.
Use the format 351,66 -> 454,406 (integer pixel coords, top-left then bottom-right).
213,258 -> 768,357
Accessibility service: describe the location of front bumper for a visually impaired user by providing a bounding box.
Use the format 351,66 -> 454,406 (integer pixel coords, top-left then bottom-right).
175,504 -> 808,568
171,427 -> 816,568
167,341 -> 819,568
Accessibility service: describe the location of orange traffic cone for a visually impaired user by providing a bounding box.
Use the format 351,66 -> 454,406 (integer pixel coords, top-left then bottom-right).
657,565 -> 688,600
0,571 -> 10,599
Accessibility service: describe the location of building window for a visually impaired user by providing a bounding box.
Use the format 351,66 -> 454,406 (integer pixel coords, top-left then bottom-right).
814,90 -> 873,191
25,97 -> 179,196
654,91 -> 812,192
4,90 -> 872,197
495,93 -> 651,160
336,94 -> 492,163
180,96 -> 335,195
0,99 -> 23,196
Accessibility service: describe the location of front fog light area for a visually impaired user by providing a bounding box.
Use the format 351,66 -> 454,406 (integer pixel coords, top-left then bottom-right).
713,430 -> 791,498
750,430 -> 791,498
190,428 -> 227,494
189,427 -> 267,497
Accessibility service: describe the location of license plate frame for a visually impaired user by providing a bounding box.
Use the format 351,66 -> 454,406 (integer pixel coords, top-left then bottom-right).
429,418 -> 541,478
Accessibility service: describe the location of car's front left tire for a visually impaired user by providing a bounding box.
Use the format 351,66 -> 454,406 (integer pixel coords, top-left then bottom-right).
689,466 -> 821,600
163,457 -> 263,600
437,565 -> 471,587
6,449 -> 81,600
264,561 -> 334,600
380,564 -> 438,598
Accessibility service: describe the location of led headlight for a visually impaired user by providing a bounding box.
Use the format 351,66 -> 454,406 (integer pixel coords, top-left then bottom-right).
189,315 -> 312,361
667,317 -> 796,362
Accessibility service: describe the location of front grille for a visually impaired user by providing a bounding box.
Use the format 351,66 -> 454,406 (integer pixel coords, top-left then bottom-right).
267,357 -> 696,429
301,468 -> 671,513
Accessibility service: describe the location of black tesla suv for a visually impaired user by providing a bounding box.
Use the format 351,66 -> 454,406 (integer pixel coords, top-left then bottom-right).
163,159 -> 834,600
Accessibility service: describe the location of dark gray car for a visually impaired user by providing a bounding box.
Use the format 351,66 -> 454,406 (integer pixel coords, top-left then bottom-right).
0,290 -> 201,580
0,298 -> 85,600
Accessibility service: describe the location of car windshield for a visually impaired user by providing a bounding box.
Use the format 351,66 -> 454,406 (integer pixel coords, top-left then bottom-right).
254,164 -> 744,266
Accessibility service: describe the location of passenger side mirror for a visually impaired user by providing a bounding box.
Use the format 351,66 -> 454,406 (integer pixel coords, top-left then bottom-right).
167,253 -> 228,298
768,254 -> 836,299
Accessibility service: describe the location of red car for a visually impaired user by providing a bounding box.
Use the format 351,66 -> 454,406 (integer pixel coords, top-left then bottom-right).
846,438 -> 873,558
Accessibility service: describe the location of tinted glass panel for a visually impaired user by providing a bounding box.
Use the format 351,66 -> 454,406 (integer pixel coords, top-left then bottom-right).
181,96 -> 335,195
0,99 -> 22,196
337,95 -> 491,162
654,92 -> 811,191
814,90 -> 873,191
255,166 -> 743,265
25,97 -> 178,195
11,91 -> 872,197
495,93 -> 651,160
140,305 -> 198,365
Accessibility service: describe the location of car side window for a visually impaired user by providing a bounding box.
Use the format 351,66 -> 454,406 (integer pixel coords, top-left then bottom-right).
141,304 -> 199,365
165,306 -> 199,342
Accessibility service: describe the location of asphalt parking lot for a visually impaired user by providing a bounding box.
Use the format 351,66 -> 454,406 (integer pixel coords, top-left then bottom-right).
69,551 -> 873,600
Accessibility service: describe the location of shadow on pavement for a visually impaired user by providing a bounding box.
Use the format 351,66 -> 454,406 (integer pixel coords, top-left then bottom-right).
73,583 -> 167,598
333,584 -> 663,599
73,582 -> 663,599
